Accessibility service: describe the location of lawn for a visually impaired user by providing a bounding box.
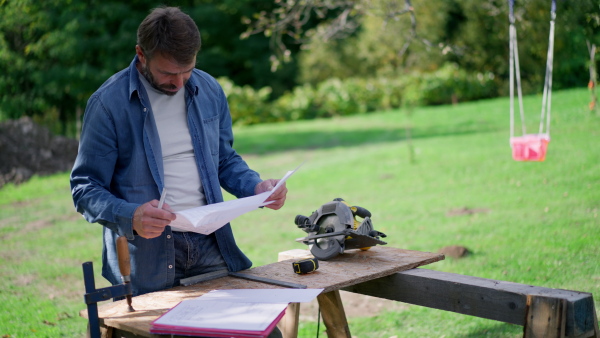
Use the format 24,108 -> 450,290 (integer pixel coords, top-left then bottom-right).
0,87 -> 598,337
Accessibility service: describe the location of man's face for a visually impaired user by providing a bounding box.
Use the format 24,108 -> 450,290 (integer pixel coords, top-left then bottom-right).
136,46 -> 195,96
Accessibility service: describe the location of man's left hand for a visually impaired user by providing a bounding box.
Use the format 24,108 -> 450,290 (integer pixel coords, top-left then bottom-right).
255,179 -> 287,210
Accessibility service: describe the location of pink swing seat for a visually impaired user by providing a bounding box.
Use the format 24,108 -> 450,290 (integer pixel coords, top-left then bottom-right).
510,134 -> 550,162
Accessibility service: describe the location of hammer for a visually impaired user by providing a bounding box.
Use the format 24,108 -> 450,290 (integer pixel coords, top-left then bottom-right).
116,236 -> 135,312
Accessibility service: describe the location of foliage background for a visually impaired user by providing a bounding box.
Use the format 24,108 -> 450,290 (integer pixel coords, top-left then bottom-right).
1,0 -> 599,135
0,0 -> 298,134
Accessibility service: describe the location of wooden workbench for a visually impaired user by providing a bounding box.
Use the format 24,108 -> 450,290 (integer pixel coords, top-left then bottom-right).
83,246 -> 444,337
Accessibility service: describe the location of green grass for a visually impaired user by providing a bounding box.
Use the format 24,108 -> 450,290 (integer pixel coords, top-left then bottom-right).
1,88 -> 598,337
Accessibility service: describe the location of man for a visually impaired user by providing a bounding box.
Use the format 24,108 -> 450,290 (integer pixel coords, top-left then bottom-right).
70,6 -> 287,297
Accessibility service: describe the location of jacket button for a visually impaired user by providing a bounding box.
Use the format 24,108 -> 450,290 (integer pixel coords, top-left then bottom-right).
143,108 -> 147,112
167,235 -> 171,239
168,265 -> 173,269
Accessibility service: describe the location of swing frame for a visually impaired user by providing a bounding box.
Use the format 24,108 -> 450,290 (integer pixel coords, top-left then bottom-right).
509,0 -> 556,162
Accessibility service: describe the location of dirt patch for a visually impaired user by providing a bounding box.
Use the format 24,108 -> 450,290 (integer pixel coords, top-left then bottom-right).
0,117 -> 78,188
46,272 -> 88,303
15,273 -> 37,286
0,210 -> 81,240
299,291 -> 409,321
0,214 -> 21,229
438,245 -> 470,259
23,219 -> 54,232
446,207 -> 490,217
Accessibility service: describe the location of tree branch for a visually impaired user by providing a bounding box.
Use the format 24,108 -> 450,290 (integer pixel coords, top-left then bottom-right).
242,0 -> 458,70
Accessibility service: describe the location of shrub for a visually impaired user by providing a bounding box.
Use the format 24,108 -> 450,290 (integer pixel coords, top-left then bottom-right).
414,64 -> 499,106
218,64 -> 501,126
218,77 -> 273,125
271,84 -> 318,121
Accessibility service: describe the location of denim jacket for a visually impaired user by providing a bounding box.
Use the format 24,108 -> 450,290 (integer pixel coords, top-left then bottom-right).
70,56 -> 260,296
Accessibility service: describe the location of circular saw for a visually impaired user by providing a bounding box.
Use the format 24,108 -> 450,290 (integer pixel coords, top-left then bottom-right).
294,198 -> 387,260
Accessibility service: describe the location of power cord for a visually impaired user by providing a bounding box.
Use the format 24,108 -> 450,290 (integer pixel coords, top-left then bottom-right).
316,306 -> 321,338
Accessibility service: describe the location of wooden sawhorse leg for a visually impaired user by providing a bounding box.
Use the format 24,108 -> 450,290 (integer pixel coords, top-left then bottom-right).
86,322 -> 113,338
523,295 -> 567,337
317,290 -> 352,338
278,303 -> 301,338
277,291 -> 353,338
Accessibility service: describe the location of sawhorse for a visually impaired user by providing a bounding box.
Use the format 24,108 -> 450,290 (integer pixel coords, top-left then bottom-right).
278,249 -> 599,338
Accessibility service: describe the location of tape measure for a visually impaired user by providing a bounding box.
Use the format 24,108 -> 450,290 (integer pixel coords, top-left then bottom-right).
292,258 -> 319,274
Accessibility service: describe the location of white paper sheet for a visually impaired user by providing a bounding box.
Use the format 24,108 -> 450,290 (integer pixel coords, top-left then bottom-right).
198,288 -> 324,304
169,163 -> 302,235
151,287 -> 321,335
152,300 -> 287,331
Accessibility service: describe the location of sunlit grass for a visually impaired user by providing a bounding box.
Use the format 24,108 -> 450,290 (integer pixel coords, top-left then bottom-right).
0,88 -> 598,337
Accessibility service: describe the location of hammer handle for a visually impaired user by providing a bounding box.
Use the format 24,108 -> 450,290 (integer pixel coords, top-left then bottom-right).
116,236 -> 131,277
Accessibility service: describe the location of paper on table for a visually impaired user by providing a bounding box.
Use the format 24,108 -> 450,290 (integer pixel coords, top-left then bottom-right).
150,286 -> 320,337
169,163 -> 301,235
198,288 -> 324,304
152,300 -> 287,332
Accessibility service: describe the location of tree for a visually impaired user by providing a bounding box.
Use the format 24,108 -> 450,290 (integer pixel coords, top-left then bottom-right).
242,0 -> 460,74
179,0 -> 299,98
243,0 -> 600,93
294,0 -> 467,84
0,0 -> 295,135
0,0 -> 146,135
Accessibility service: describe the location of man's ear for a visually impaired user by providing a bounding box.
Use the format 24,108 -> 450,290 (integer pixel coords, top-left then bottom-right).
135,45 -> 146,65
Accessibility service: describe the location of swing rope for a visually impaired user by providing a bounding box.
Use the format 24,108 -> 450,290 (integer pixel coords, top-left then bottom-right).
509,0 -> 556,139
539,0 -> 556,136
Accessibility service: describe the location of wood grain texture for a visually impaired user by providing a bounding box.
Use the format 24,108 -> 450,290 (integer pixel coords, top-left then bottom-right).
116,237 -> 130,277
524,295 -> 567,338
82,246 -> 443,337
592,305 -> 600,338
277,303 -> 300,338
342,268 -> 599,337
317,290 -> 351,338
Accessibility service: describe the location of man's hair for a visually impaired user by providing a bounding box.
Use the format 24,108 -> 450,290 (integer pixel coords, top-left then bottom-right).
137,6 -> 201,65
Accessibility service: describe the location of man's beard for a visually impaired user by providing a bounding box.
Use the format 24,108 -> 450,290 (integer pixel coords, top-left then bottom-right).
141,64 -> 181,96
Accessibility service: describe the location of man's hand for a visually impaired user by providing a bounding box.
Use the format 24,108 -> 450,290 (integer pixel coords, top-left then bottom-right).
255,179 -> 288,210
133,200 -> 176,239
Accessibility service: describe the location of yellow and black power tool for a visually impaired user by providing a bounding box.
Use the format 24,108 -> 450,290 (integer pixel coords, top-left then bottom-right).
294,198 -> 387,260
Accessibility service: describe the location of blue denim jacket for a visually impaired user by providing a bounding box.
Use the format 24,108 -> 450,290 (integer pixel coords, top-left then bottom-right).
70,56 -> 260,296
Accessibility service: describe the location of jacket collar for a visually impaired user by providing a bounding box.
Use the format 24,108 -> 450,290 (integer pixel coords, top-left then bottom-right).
127,55 -> 199,101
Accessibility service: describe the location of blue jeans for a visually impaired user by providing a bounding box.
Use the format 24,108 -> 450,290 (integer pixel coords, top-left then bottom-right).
172,231 -> 228,287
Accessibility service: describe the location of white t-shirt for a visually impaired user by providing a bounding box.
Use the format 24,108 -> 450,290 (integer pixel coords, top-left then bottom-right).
138,72 -> 205,231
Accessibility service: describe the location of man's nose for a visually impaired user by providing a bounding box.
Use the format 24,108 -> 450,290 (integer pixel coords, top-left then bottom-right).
171,74 -> 185,89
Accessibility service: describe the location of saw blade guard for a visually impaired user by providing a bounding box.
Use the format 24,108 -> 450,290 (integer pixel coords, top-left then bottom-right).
294,198 -> 387,260
309,201 -> 351,260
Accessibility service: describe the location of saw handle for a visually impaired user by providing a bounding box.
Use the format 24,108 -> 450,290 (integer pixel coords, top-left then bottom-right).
352,206 -> 372,218
116,236 -> 131,278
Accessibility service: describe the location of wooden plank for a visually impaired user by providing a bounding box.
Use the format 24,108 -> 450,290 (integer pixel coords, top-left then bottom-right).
245,246 -> 444,293
83,247 -> 442,337
317,290 -> 351,338
524,295 -> 567,338
342,268 -> 598,337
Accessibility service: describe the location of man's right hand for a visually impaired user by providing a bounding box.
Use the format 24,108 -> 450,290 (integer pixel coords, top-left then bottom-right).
133,200 -> 176,239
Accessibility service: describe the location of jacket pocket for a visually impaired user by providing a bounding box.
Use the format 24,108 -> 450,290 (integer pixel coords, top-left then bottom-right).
202,115 -> 220,158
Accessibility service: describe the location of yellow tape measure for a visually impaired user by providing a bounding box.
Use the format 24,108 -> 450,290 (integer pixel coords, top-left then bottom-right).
292,258 -> 319,274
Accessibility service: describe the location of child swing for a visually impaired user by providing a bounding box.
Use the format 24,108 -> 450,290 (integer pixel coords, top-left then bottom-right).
508,0 -> 556,161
